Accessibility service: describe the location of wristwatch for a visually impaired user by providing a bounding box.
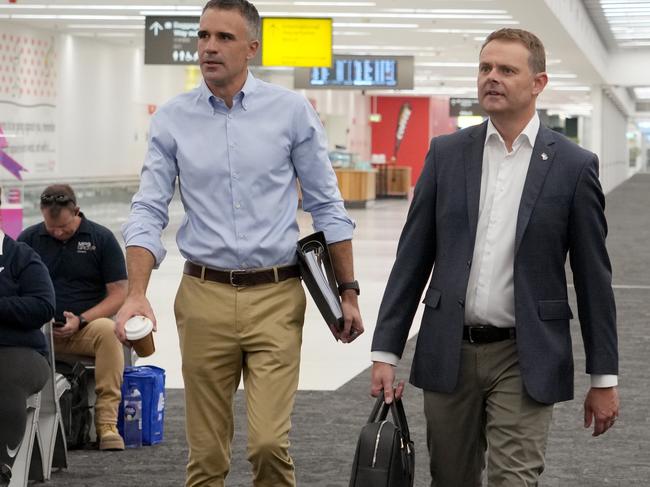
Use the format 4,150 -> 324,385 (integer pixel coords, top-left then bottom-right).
77,314 -> 89,330
338,280 -> 360,296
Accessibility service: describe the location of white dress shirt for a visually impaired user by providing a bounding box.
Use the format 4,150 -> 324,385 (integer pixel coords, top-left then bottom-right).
372,114 -> 616,388
464,113 -> 539,327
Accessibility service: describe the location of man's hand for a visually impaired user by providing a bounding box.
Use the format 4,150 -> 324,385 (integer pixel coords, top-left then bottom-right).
331,291 -> 364,343
115,294 -> 157,344
53,311 -> 81,339
326,240 -> 363,343
584,386 -> 619,436
370,361 -> 405,404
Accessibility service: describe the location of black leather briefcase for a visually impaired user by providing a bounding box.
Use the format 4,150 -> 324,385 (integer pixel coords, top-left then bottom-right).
349,394 -> 415,487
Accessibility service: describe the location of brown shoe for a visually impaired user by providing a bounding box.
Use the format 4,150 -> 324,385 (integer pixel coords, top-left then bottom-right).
97,424 -> 125,451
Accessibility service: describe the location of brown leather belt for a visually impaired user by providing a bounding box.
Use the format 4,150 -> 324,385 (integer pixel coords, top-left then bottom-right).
183,261 -> 300,287
463,325 -> 516,344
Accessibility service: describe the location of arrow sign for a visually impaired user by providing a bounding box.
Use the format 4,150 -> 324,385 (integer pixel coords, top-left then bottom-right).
145,15 -> 199,65
149,21 -> 164,36
0,126 -> 28,180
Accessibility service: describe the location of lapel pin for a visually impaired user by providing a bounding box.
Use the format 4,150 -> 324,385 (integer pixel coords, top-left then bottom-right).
541,152 -> 548,161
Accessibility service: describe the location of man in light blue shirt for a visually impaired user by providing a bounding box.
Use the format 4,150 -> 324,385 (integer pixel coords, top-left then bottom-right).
117,1 -> 363,485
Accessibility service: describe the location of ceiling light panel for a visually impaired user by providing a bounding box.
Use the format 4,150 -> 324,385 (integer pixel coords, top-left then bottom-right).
599,0 -> 650,46
293,2 -> 377,5
333,22 -> 419,28
9,14 -> 144,20
0,4 -> 183,10
333,31 -> 372,36
417,62 -> 478,67
67,24 -> 144,29
0,4 -> 46,8
139,11 -> 201,16
418,28 -> 493,34
547,86 -> 591,91
258,11 -> 513,20
96,33 -> 138,37
382,9 -> 508,14
335,45 -> 444,51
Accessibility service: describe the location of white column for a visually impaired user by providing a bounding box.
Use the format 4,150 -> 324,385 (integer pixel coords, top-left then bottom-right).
590,86 -> 604,180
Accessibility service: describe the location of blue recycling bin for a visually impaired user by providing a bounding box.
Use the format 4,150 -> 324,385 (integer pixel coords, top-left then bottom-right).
118,366 -> 165,445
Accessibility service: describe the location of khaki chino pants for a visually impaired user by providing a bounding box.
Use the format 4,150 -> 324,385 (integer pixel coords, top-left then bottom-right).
424,339 -> 554,487
174,274 -> 306,487
53,317 -> 125,426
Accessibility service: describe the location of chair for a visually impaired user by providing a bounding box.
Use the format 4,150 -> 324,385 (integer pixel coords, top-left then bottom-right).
9,322 -> 70,487
38,321 -> 70,479
8,393 -> 42,487
56,346 -> 135,442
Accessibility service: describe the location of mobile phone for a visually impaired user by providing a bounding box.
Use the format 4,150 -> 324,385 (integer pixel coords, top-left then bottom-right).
53,321 -> 66,328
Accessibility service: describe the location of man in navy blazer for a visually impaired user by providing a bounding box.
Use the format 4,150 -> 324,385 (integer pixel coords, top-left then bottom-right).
370,29 -> 619,485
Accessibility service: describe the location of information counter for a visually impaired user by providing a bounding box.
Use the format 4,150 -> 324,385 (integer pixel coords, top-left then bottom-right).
333,168 -> 376,208
375,165 -> 411,198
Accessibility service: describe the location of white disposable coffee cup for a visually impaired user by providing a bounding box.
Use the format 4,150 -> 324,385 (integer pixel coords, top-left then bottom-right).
125,315 -> 155,357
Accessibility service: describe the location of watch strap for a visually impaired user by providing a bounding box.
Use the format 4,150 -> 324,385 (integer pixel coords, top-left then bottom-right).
78,314 -> 89,330
338,280 -> 360,296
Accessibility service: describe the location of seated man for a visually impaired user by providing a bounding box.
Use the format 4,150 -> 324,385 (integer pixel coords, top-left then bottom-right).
19,184 -> 128,451
0,187 -> 56,486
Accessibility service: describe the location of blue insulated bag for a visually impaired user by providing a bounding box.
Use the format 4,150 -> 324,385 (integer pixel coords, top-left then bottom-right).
118,366 -> 165,445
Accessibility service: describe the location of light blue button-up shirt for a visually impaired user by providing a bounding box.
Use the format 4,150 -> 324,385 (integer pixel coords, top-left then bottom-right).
122,72 -> 355,270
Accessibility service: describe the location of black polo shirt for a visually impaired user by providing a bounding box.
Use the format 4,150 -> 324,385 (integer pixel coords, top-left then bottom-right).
18,213 -> 127,321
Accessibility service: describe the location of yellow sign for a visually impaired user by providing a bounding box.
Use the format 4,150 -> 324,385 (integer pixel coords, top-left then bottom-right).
185,66 -> 201,91
262,17 -> 332,68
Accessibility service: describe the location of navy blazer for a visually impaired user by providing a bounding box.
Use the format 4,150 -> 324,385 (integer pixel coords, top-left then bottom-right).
371,121 -> 618,405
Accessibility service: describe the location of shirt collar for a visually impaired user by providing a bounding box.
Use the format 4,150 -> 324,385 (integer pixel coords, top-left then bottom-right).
199,70 -> 258,111
485,112 -> 540,151
0,230 -> 4,255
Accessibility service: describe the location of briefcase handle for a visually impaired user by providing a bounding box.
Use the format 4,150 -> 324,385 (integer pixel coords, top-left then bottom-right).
368,392 -> 412,444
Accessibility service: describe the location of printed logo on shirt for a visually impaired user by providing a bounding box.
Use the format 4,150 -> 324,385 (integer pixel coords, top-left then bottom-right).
77,241 -> 96,253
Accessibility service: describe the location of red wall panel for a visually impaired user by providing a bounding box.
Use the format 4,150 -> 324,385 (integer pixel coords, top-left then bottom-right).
370,96 -> 430,186
371,96 -> 458,186
429,97 -> 459,139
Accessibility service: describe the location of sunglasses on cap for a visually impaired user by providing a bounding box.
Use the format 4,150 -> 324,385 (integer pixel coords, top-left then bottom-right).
40,194 -> 75,205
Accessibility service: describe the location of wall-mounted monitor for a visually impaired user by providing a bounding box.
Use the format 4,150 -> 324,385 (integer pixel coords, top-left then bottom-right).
294,55 -> 414,90
449,98 -> 486,117
262,17 -> 332,67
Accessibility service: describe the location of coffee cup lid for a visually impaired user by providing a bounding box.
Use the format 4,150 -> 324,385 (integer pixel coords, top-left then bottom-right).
125,315 -> 153,340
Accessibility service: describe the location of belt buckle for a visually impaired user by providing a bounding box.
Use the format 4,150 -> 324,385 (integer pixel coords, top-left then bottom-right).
229,270 -> 246,287
467,326 -> 486,344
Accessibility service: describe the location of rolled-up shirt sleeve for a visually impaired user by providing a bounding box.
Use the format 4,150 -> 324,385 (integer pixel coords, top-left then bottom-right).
290,96 -> 355,244
122,112 -> 179,267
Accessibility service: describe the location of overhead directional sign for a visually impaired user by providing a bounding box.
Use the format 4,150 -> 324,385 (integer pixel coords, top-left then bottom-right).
145,16 -> 200,65
149,21 -> 164,36
262,17 -> 332,67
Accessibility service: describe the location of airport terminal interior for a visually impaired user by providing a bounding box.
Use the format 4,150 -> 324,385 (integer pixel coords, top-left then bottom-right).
1,0 -> 649,486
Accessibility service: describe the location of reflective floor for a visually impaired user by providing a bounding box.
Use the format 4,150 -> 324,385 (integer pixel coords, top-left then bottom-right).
26,194 -> 423,390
